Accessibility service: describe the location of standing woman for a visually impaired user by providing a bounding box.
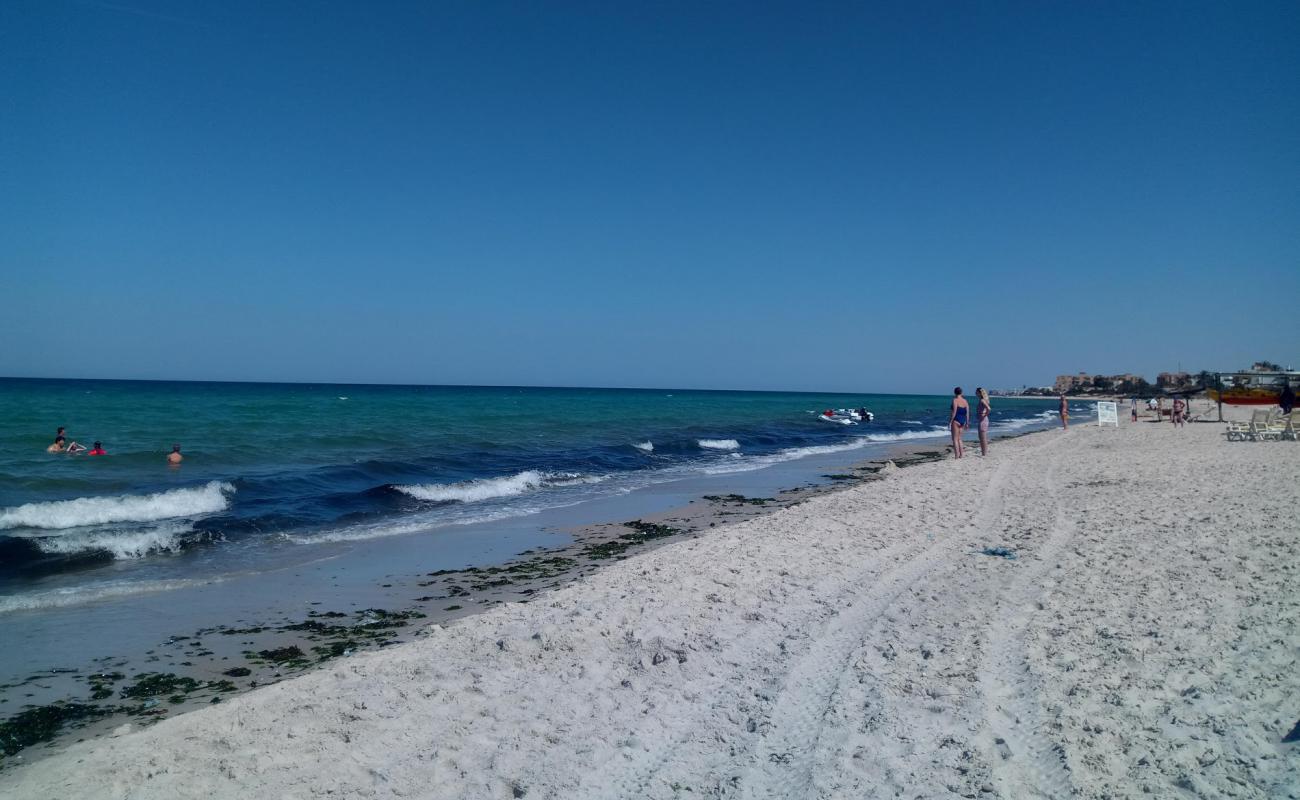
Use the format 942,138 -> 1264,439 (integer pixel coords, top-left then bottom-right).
950,387 -> 969,459
1059,392 -> 1070,429
975,387 -> 991,456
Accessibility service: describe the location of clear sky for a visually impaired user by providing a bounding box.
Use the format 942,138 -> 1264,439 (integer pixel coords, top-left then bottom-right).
2,1 -> 1297,393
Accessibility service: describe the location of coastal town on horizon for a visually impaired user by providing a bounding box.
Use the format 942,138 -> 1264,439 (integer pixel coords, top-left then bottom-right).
994,359 -> 1299,397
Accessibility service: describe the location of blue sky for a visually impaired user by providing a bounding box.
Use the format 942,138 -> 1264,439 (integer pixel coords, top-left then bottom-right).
2,1 -> 1297,392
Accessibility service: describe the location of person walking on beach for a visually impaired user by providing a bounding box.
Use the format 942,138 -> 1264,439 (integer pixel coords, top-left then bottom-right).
1131,397 -> 1138,423
1281,383 -> 1296,414
975,387 -> 991,456
1058,393 -> 1069,429
168,444 -> 183,465
1172,397 -> 1186,428
950,387 -> 969,459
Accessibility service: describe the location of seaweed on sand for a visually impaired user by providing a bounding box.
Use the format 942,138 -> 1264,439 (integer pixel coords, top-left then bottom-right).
582,520 -> 684,560
703,494 -> 775,505
119,673 -> 201,699
0,703 -> 117,757
252,646 -> 307,665
311,641 -> 360,660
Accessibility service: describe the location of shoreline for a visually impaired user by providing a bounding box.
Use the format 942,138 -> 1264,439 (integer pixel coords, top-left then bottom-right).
4,404 -> 1294,797
0,427 -> 1015,769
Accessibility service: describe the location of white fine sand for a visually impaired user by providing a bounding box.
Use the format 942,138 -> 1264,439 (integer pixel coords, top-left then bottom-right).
6,415 -> 1299,799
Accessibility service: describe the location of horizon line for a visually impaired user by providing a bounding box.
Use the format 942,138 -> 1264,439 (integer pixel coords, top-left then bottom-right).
0,374 -> 1044,398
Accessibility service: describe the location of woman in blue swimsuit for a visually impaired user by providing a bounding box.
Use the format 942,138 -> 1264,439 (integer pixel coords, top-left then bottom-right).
950,387 -> 970,459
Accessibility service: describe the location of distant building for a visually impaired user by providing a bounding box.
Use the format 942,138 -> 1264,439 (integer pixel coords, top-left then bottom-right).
1054,372 -> 1091,393
1157,371 -> 1191,388
1052,372 -> 1150,394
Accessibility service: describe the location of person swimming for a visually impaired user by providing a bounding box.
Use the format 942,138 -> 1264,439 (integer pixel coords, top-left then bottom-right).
167,444 -> 183,464
47,435 -> 86,453
87,441 -> 107,456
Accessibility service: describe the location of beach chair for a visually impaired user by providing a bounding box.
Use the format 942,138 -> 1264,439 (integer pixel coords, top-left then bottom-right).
1250,409 -> 1284,441
1265,409 -> 1289,440
1225,417 -> 1252,441
1282,409 -> 1300,441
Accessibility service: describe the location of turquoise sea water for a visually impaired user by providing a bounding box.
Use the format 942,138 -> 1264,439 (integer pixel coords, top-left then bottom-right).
0,379 -> 1067,606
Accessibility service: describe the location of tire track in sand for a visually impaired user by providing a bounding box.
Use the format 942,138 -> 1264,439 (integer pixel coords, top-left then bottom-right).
978,435 -> 1076,798
739,443 -> 1028,800
573,526 -> 971,800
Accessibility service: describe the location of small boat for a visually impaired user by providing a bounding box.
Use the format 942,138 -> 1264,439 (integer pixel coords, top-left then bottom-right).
817,408 -> 874,424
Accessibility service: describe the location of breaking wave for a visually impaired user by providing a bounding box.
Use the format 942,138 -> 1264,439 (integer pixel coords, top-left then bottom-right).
27,522 -> 199,560
700,438 -> 876,474
633,441 -> 654,452
862,427 -> 952,442
994,411 -> 1057,431
698,439 -> 740,450
395,471 -> 605,504
0,482 -> 235,531
0,578 -> 220,614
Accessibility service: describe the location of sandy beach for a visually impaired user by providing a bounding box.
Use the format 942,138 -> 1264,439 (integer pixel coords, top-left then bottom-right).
4,411 -> 1297,799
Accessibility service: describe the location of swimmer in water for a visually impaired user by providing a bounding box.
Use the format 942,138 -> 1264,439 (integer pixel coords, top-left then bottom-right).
87,441 -> 107,456
168,444 -> 183,464
47,435 -> 67,453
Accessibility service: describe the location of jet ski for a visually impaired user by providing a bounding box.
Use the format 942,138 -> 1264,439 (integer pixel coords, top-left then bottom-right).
817,408 -> 874,425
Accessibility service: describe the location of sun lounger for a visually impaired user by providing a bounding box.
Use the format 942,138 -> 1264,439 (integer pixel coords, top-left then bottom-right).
1223,409 -> 1292,442
1282,409 -> 1300,441
1225,417 -> 1252,441
1252,409 -> 1284,441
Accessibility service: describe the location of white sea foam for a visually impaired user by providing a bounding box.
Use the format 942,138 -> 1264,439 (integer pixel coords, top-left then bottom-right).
993,411 -> 1057,431
395,471 -> 606,504
0,482 -> 235,531
902,420 -> 924,425
698,439 -> 740,450
285,506 -> 544,545
701,438 -> 881,475
0,578 -> 220,614
633,441 -> 654,452
30,522 -> 196,560
863,427 -> 952,442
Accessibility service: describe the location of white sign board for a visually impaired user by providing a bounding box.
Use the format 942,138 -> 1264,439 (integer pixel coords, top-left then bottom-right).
1097,401 -> 1119,427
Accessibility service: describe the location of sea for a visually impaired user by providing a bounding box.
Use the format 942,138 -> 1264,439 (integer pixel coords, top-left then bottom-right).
0,378 -> 1074,615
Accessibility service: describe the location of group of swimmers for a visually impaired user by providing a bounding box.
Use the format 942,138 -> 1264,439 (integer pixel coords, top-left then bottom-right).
46,427 -> 103,456
46,427 -> 184,463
